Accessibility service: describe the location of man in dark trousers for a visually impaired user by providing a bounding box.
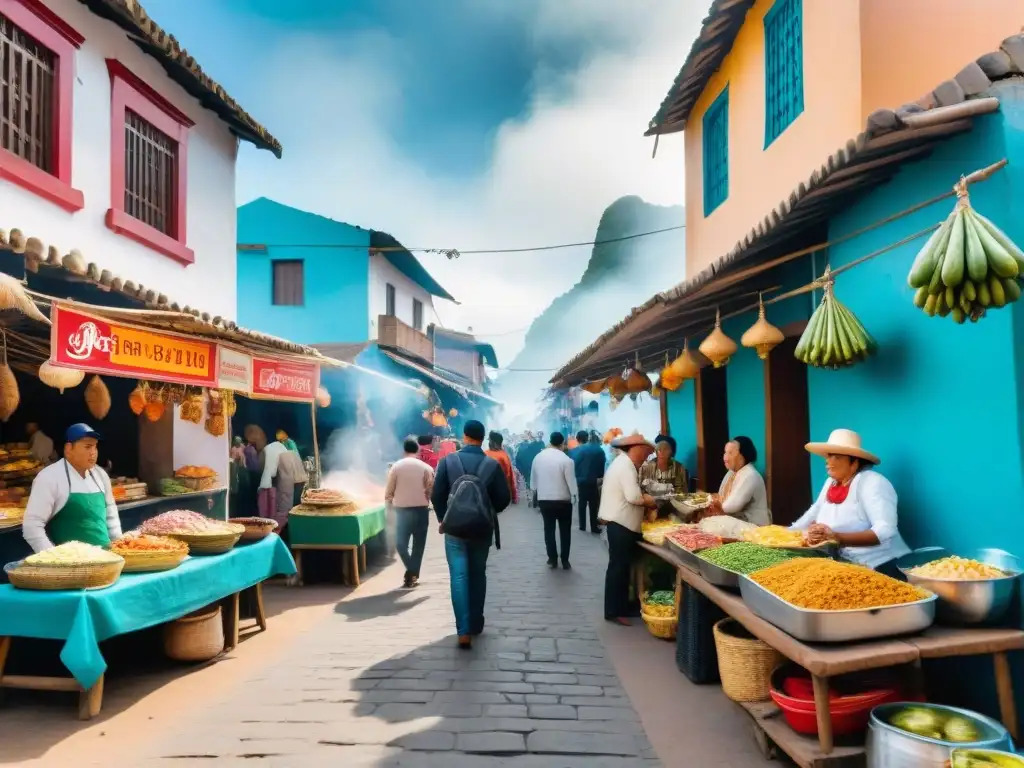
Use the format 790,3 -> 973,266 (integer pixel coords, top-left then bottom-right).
431,420 -> 511,649
570,430 -> 606,534
530,432 -> 578,570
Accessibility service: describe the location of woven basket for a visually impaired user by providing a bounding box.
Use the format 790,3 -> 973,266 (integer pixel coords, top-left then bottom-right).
166,527 -> 243,555
163,605 -> 224,662
641,608 -> 678,640
289,503 -> 358,517
229,517 -> 278,542
675,585 -> 726,684
4,558 -> 124,590
118,549 -> 188,573
713,618 -> 783,703
175,475 -> 218,491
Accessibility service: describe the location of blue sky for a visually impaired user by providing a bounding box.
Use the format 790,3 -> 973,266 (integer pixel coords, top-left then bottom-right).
141,0 -> 702,367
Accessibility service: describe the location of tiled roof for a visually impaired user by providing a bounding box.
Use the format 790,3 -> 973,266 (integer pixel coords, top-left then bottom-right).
78,0 -> 282,157
554,36 -> 1024,387
646,0 -> 755,136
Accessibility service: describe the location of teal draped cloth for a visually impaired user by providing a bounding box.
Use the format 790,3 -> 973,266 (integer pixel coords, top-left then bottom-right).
0,534 -> 295,690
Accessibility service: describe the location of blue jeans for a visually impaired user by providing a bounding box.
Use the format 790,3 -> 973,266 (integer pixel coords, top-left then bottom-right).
444,534 -> 490,636
395,507 -> 429,577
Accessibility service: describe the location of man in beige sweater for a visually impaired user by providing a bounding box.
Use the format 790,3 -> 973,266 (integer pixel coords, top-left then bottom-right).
385,438 -> 435,588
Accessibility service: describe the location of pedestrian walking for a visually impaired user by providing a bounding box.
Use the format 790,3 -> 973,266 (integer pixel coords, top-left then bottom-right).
432,420 -> 511,649
599,434 -> 657,626
570,430 -> 605,534
531,432 -> 578,570
416,434 -> 439,470
484,431 -> 518,505
385,438 -> 434,589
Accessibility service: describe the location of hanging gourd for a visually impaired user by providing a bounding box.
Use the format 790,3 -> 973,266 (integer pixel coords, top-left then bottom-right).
659,353 -> 683,392
38,360 -> 84,394
741,295 -> 785,360
316,386 -> 331,408
85,375 -> 111,420
581,378 -> 607,395
699,309 -> 737,368
668,340 -> 701,381
128,382 -> 147,415
0,333 -> 18,422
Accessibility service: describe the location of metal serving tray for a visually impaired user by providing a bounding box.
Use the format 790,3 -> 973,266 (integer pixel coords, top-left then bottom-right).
664,537 -> 703,572
697,557 -> 741,589
738,576 -> 937,642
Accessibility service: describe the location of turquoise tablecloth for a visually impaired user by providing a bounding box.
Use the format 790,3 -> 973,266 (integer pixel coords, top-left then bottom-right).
0,535 -> 295,690
288,504 -> 386,547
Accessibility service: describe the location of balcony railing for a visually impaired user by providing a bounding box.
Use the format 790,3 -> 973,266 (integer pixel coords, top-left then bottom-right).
377,314 -> 433,363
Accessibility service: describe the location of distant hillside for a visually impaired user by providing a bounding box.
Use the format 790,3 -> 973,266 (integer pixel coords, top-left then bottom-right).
493,196 -> 685,414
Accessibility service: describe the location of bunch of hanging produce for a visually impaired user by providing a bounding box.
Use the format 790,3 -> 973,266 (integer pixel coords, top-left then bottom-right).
205,390 -> 226,437
907,177 -> 1024,323
794,270 -> 875,369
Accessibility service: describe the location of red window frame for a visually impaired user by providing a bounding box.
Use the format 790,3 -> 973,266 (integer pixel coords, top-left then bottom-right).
0,0 -> 84,212
105,59 -> 195,265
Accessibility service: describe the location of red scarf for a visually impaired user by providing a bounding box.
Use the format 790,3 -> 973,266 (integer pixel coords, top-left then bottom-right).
826,482 -> 851,504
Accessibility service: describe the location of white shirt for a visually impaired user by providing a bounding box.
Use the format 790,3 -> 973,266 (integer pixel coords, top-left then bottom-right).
385,456 -> 434,508
598,453 -> 646,532
260,441 -> 289,489
790,469 -> 910,569
28,431 -> 55,464
530,447 -> 578,502
718,464 -> 771,526
22,459 -> 121,553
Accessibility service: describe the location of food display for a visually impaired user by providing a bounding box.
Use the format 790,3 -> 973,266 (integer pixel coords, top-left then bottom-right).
111,534 -> 189,572
888,706 -> 981,743
173,465 -> 218,491
907,556 -> 1010,581
698,515 -> 756,539
666,528 -> 722,552
141,510 -> 236,535
951,749 -> 1024,767
641,517 -> 685,545
0,457 -> 42,487
697,542 -> 798,575
0,505 -> 25,526
642,590 -> 676,618
25,541 -> 122,565
742,525 -> 807,547
159,477 -> 193,496
302,487 -> 352,505
6,541 -> 125,590
751,559 -> 928,610
111,478 -> 148,503
229,517 -> 279,541
794,277 -> 876,369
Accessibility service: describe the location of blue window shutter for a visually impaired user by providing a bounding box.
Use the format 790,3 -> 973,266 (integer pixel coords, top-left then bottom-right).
702,86 -> 729,217
764,0 -> 804,147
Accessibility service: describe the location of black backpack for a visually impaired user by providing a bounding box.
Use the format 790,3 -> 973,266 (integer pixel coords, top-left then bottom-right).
442,453 -> 501,549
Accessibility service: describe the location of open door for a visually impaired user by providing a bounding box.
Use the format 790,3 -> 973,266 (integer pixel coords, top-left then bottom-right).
765,336 -> 811,525
696,365 -> 729,493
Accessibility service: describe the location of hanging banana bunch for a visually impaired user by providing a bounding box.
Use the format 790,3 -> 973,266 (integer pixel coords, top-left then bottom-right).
794,268 -> 876,369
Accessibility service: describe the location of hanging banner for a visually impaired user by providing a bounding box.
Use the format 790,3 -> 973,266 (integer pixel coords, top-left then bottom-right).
251,357 -> 319,402
50,305 -> 217,386
217,347 -> 252,392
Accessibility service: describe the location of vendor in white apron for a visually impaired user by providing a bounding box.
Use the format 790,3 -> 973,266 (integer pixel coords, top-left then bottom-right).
21,423 -> 122,552
789,429 -> 910,578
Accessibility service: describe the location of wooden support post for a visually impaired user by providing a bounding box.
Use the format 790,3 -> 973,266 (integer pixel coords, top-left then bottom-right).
351,547 -> 361,586
293,549 -> 304,586
994,652 -> 1019,740
222,593 -> 240,650
254,582 -> 267,632
360,543 -> 367,572
811,674 -> 834,754
311,403 -> 320,486
78,675 -> 104,721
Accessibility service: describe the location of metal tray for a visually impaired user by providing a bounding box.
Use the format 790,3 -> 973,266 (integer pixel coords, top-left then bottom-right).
664,537 -> 702,571
697,556 -> 741,589
738,576 -> 937,642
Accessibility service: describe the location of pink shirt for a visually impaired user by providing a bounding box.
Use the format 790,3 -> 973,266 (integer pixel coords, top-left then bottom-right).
385,456 -> 434,508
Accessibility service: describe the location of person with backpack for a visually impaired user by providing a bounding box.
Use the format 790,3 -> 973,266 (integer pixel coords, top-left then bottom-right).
431,420 -> 512,649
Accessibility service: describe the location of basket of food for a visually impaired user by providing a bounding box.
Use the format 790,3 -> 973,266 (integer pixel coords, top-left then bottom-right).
641,590 -> 678,641
5,541 -> 124,590
141,510 -> 244,554
229,517 -> 279,542
173,465 -> 219,491
110,534 -> 189,572
301,487 -> 356,508
0,505 -> 24,528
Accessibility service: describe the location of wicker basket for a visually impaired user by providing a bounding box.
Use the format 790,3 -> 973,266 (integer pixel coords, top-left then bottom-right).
166,527 -> 243,555
175,475 -> 218,491
713,618 -> 783,703
675,585 -> 726,684
229,517 -> 278,542
4,558 -> 124,590
163,605 -> 224,661
641,608 -> 678,640
118,549 -> 189,573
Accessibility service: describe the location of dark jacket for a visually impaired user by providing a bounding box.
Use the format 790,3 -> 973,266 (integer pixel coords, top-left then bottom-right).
431,445 -> 512,532
570,442 -> 606,483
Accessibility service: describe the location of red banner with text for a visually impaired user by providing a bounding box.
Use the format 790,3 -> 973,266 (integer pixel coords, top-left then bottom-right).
251,357 -> 319,402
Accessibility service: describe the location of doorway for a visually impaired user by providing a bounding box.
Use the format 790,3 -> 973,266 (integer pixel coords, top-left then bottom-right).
696,365 -> 729,492
765,336 -> 811,525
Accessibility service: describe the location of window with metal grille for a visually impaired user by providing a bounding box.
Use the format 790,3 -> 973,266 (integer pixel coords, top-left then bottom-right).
123,109 -> 178,236
702,86 -> 729,217
412,298 -> 423,331
385,283 -> 396,316
272,260 -> 304,306
0,14 -> 56,174
764,0 -> 804,147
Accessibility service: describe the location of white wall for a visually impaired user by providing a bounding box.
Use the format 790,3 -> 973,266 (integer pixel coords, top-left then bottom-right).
367,252 -> 439,338
0,0 -> 240,319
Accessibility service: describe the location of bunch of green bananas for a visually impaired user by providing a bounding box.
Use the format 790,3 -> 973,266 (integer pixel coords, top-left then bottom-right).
907,200 -> 1024,323
794,288 -> 876,369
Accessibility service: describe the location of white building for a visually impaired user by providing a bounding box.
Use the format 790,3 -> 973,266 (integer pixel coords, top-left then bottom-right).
0,0 -> 280,318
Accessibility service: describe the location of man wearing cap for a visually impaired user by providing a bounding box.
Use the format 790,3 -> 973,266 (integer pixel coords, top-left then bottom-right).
22,424 -> 122,553
599,434 -> 657,626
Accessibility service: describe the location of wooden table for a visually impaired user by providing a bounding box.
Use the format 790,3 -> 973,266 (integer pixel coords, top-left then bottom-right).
291,543 -> 368,587
640,542 -> 1024,766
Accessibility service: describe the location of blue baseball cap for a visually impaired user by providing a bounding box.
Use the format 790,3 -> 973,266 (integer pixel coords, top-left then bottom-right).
65,423 -> 101,443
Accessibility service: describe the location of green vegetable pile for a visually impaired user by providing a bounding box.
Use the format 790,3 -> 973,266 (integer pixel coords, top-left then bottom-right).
644,591 -> 675,606
160,478 -> 191,496
889,706 -> 981,743
697,542 -> 797,574
952,749 -> 1024,767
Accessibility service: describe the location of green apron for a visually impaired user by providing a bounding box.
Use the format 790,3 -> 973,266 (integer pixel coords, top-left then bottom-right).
46,461 -> 112,547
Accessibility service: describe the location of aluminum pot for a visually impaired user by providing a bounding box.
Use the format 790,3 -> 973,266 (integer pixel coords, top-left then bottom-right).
950,748 -> 1024,766
897,547 -> 1021,625
867,702 -> 1012,768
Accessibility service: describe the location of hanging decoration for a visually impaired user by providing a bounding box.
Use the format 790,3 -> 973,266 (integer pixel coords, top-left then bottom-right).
623,353 -> 652,394
0,332 -> 18,422
794,267 -> 876,369
144,386 -> 166,422
741,294 -> 785,360
668,340 -> 701,381
699,309 -> 737,368
84,374 -> 111,420
128,382 -> 147,415
205,390 -> 225,436
0,272 -> 47,324
423,405 -> 448,428
316,386 -> 331,408
658,353 -> 684,392
37,360 -> 84,394
448,408 -> 459,418
581,379 -> 607,395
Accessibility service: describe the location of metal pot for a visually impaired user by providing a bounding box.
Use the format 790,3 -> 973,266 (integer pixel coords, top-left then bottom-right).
867,703 -> 1012,768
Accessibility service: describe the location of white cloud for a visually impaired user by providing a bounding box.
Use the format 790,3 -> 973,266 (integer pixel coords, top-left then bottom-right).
236,1 -> 708,371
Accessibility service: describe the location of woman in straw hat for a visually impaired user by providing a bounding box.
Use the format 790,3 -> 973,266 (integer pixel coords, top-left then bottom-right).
790,429 -> 910,575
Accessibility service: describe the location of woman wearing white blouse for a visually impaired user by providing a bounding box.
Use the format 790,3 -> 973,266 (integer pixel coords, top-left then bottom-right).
706,436 -> 771,525
790,429 -> 910,574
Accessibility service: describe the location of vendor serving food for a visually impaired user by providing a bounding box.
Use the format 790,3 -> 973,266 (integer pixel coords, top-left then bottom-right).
22,424 -> 121,552
638,435 -> 689,496
790,429 -> 910,573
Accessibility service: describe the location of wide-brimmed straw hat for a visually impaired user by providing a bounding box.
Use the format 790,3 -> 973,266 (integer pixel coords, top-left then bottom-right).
611,434 -> 655,453
805,429 -> 880,466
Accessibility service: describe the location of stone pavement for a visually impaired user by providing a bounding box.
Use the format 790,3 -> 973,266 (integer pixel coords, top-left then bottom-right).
132,502 -> 772,768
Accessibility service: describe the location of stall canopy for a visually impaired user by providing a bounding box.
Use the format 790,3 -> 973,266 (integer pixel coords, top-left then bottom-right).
378,349 -> 501,406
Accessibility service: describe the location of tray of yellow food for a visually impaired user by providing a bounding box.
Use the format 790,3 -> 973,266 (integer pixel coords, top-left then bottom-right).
740,525 -> 839,556
0,505 -> 25,525
641,517 -> 688,545
5,541 -> 125,590
111,534 -> 189,572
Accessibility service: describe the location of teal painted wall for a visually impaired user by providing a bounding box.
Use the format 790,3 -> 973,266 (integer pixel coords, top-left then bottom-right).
722,313 -> 767,475
237,198 -> 371,344
665,385 -> 698,477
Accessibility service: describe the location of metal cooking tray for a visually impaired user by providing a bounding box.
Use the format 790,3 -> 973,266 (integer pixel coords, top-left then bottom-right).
697,557 -> 741,589
664,537 -> 703,572
738,576 -> 937,642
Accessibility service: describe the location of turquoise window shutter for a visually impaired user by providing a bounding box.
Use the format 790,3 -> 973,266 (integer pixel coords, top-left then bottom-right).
702,85 -> 730,217
764,0 -> 804,147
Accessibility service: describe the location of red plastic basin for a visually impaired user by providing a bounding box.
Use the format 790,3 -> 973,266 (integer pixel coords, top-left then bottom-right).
770,685 -> 903,736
